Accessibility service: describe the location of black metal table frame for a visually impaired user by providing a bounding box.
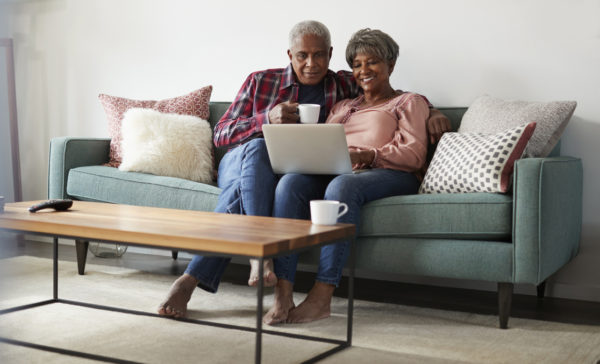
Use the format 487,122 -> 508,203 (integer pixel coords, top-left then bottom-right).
0,232 -> 356,364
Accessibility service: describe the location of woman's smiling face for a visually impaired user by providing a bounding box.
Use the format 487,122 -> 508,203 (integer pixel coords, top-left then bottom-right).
351,53 -> 394,93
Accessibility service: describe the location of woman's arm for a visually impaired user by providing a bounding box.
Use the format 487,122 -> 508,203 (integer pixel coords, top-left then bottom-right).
369,93 -> 429,171
349,149 -> 376,169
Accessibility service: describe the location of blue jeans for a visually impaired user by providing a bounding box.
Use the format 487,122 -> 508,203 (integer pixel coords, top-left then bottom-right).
272,169 -> 419,286
184,139 -> 278,292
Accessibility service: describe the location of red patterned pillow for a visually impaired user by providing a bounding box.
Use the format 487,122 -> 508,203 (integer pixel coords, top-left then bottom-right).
99,86 -> 212,167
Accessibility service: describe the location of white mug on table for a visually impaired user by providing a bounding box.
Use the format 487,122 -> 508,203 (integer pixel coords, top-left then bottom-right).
310,200 -> 348,225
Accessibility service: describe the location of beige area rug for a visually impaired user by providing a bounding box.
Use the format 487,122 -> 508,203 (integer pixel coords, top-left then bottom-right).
0,256 -> 599,364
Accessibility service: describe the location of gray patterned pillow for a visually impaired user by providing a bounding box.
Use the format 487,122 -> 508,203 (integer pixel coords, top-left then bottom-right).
458,95 -> 576,157
419,122 -> 536,194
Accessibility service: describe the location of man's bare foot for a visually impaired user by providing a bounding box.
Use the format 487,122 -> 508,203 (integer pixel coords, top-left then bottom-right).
248,259 -> 278,287
263,279 -> 295,325
157,273 -> 198,318
287,281 -> 335,324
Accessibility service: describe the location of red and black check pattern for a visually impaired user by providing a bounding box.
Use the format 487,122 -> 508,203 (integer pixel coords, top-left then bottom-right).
213,64 -> 359,148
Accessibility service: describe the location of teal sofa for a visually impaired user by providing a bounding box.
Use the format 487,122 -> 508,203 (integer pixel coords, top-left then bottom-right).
48,102 -> 583,328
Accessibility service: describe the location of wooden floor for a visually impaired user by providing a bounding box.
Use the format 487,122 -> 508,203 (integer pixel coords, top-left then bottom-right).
2,237 -> 599,327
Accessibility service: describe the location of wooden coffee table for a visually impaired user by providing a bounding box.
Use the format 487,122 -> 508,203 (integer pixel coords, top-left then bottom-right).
0,201 -> 356,363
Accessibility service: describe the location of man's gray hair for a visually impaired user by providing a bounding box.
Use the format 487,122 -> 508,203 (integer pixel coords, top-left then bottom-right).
345,28 -> 399,67
289,20 -> 331,49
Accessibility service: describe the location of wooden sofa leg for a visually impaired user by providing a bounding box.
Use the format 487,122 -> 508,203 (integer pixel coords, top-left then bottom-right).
498,282 -> 513,329
537,281 -> 546,298
171,251 -> 178,260
75,240 -> 89,275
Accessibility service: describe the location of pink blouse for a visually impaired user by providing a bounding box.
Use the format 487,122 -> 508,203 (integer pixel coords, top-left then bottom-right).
325,92 -> 429,172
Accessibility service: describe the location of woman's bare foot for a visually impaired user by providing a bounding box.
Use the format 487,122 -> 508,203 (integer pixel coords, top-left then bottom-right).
248,259 -> 278,287
287,281 -> 335,324
263,279 -> 295,325
157,273 -> 199,318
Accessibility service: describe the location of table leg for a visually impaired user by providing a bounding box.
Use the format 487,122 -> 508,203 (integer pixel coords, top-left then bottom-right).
347,237 -> 355,346
255,257 -> 264,364
53,237 -> 58,300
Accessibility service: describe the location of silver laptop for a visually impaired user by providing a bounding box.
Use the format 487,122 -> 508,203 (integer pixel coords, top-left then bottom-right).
262,124 -> 352,175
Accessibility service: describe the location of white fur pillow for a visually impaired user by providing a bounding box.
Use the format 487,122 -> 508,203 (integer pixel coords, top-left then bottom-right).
119,108 -> 213,183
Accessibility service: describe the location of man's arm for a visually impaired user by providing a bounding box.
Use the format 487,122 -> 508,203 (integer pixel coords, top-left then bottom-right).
213,71 -> 301,148
213,73 -> 268,149
267,101 -> 299,124
426,108 -> 451,144
335,70 -> 361,100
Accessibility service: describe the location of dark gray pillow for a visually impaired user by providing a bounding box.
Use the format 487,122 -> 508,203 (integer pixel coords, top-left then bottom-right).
458,95 -> 576,157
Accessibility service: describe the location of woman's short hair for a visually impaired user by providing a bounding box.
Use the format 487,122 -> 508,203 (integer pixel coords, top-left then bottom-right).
289,20 -> 331,49
345,28 -> 399,67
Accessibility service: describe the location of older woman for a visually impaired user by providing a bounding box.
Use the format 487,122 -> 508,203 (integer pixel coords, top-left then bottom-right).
264,28 -> 430,325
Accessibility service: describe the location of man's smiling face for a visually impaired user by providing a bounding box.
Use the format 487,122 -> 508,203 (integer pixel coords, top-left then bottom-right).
288,33 -> 332,86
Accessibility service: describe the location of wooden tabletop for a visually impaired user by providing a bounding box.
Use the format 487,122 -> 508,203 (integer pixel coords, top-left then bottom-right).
0,201 -> 355,257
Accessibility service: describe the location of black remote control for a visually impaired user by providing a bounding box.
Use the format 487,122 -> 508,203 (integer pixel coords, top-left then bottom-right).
29,199 -> 73,213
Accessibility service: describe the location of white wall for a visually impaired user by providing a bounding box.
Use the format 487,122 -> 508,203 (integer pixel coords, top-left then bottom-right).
2,0 -> 599,302
0,41 -> 16,203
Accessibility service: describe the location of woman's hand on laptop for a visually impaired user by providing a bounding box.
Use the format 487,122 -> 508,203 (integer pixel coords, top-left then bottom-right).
350,149 -> 375,170
268,101 -> 300,124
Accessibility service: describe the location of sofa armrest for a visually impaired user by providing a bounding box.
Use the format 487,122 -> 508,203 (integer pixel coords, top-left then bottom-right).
512,156 -> 583,284
48,137 -> 111,199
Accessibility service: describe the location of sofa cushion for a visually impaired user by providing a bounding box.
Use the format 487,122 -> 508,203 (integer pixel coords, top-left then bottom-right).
359,192 -> 513,240
67,166 -> 221,212
353,238 -> 514,281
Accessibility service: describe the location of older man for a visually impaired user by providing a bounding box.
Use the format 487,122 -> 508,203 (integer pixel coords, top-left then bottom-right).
158,20 -> 450,319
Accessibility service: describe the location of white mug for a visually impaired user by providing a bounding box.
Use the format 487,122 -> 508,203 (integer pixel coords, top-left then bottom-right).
298,104 -> 320,124
310,200 -> 348,225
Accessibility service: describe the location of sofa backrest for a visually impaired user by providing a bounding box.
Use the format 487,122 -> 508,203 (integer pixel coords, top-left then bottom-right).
424,107 -> 466,162
207,103 -> 560,168
208,102 -> 234,168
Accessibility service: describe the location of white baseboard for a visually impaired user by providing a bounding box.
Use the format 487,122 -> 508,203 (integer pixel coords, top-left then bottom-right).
547,281 -> 600,303
352,270 -> 600,303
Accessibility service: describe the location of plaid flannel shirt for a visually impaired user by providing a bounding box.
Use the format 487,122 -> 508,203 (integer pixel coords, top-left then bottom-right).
213,64 -> 360,148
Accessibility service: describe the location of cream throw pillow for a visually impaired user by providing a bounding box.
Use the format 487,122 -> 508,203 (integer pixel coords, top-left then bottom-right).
458,95 -> 576,157
119,108 -> 213,183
